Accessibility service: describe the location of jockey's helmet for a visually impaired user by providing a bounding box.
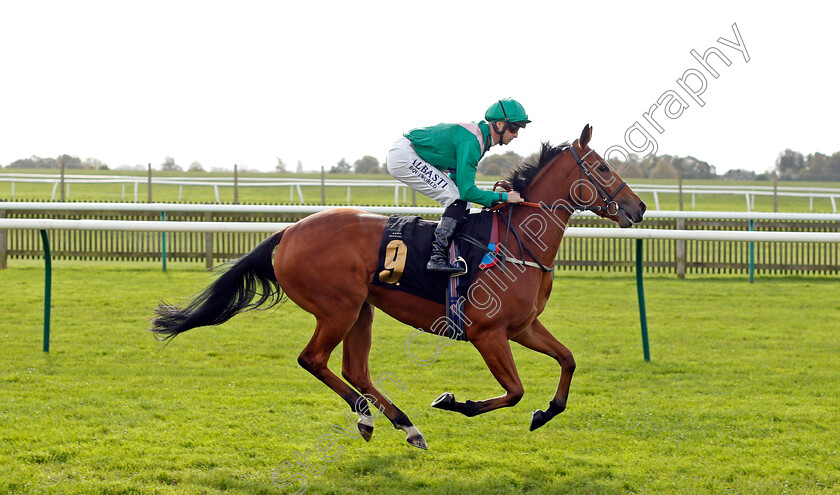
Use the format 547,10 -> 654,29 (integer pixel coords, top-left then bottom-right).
485,98 -> 531,127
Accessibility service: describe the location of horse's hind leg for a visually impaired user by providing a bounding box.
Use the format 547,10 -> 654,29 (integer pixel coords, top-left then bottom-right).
511,317 -> 576,431
341,302 -> 428,450
296,310 -> 378,440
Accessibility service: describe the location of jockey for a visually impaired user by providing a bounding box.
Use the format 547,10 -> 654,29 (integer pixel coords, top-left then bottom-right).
387,98 -> 529,275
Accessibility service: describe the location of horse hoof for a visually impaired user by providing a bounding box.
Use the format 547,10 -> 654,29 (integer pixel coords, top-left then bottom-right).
357,422 -> 374,442
431,392 -> 455,410
529,409 -> 548,431
406,434 -> 428,450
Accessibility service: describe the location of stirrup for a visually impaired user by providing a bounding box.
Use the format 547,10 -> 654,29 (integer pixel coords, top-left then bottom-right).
449,256 -> 467,278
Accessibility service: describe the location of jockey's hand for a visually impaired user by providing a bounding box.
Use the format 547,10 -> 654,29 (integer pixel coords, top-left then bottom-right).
506,191 -> 524,203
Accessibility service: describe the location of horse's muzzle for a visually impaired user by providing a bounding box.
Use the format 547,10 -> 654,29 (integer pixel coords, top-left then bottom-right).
636,201 -> 647,222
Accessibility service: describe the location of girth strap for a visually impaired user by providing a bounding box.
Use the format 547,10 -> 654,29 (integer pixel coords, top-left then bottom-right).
500,256 -> 551,270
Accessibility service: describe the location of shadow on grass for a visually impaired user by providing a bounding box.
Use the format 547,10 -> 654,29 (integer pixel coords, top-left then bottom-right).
296,450 -> 632,495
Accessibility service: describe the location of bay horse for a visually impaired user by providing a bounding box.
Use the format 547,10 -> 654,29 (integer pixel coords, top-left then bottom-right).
150,124 -> 646,450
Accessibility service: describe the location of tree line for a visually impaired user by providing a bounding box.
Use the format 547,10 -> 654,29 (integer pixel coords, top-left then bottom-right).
4,155 -> 109,170
476,150 -> 723,179
477,148 -> 840,181
5,147 -> 840,181
2,155 -> 212,172
328,151 -> 726,179
773,149 -> 840,181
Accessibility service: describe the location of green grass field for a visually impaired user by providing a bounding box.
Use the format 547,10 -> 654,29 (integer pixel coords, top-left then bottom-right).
2,169 -> 839,212
1,261 -> 838,494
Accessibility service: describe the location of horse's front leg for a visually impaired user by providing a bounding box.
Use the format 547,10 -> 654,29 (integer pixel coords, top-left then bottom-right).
511,317 -> 575,430
431,330 -> 524,417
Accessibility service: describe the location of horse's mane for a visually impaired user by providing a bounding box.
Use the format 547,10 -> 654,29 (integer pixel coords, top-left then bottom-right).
505,141 -> 570,192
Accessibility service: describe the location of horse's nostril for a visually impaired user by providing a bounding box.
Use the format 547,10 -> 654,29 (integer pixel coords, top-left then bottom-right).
639,202 -> 647,215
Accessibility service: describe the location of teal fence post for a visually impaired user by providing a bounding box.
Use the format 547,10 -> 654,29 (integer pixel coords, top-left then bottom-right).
635,238 -> 650,362
748,219 -> 755,283
161,211 -> 167,272
39,229 -> 51,352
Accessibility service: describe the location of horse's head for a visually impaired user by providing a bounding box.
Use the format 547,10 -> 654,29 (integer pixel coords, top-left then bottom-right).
567,124 -> 646,227
509,124 -> 646,228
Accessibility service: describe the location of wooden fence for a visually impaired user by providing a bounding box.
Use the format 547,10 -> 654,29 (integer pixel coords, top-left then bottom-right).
561,216 -> 839,275
1,207 -> 837,275
0,208 -> 307,268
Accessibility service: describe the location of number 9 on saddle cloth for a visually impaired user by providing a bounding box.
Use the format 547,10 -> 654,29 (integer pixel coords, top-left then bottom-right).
372,211 -> 499,341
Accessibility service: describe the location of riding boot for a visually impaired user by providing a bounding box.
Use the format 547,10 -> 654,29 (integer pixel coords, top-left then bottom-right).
425,216 -> 465,276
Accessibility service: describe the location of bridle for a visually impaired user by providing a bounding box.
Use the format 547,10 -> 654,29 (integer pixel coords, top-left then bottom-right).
483,143 -> 629,272
490,141 -> 627,215
567,143 -> 627,215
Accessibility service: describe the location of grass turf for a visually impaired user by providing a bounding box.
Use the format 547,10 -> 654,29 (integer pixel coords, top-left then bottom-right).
0,261 -> 838,494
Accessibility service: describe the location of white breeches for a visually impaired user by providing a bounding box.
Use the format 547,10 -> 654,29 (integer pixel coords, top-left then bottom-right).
387,137 -> 461,207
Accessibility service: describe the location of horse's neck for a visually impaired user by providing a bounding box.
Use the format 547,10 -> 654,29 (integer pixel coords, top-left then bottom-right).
508,204 -> 573,268
508,154 -> 579,267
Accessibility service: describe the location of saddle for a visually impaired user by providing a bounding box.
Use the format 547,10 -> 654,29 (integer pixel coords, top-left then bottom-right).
372,211 -> 501,340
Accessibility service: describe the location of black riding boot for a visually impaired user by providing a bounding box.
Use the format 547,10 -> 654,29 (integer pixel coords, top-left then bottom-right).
426,216 -> 465,275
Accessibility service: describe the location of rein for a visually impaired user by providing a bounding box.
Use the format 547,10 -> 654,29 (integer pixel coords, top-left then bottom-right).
456,209 -> 554,273
484,142 -> 628,271
497,207 -> 554,272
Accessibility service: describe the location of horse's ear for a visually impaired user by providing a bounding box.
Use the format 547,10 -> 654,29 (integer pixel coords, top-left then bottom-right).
580,124 -> 593,148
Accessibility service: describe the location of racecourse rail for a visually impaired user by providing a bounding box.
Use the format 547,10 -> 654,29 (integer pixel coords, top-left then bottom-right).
3,216 -> 840,241
2,202 -> 839,276
2,203 -> 838,359
2,173 -> 839,212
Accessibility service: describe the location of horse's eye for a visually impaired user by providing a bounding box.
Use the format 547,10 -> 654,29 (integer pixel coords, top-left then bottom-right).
598,164 -> 609,173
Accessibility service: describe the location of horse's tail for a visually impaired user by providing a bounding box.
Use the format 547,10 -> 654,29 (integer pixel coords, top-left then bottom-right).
149,230 -> 286,342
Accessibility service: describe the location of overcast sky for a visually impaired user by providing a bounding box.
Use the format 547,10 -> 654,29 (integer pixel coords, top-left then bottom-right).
1,1 -> 836,174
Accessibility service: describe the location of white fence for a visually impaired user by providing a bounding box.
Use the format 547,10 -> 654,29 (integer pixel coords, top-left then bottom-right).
2,201 -> 840,222
2,203 -> 837,277
2,173 -> 838,212
1,203 -> 838,257
2,218 -> 839,243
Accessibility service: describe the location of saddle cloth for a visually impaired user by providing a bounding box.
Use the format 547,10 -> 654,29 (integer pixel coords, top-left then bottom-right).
372,211 -> 496,305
